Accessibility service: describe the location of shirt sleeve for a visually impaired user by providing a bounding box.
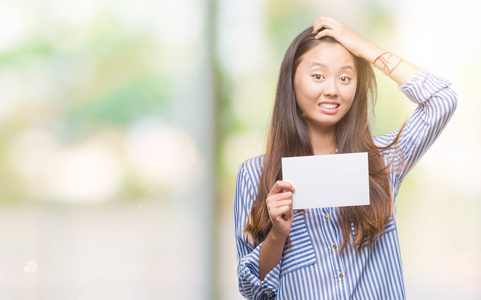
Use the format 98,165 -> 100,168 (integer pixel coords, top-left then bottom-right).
234,162 -> 282,300
374,70 -> 458,193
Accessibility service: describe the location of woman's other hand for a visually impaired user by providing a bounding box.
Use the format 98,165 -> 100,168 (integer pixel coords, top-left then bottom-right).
312,15 -> 420,84
312,15 -> 381,62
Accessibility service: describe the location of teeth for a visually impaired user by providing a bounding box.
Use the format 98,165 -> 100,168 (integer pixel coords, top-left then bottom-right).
319,103 -> 339,109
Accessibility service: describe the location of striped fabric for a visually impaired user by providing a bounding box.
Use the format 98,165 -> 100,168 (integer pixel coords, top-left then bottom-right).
234,70 -> 457,300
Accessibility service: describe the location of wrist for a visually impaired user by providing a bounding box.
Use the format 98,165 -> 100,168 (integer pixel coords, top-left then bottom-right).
267,228 -> 288,244
360,43 -> 386,63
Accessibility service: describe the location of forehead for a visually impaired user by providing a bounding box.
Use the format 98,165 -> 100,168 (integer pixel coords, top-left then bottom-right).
299,42 -> 356,71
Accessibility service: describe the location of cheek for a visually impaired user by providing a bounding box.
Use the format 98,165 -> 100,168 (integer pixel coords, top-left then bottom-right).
339,86 -> 356,113
343,84 -> 357,103
296,81 -> 321,101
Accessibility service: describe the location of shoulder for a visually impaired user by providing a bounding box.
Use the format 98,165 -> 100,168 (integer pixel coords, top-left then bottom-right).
240,154 -> 265,171
236,155 -> 265,194
234,155 -> 265,214
237,155 -> 265,182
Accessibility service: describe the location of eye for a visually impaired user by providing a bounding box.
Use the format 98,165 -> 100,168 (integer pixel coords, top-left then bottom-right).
340,76 -> 351,84
312,74 -> 324,80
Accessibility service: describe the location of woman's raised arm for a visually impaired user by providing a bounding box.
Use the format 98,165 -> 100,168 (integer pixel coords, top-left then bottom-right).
312,15 -> 421,85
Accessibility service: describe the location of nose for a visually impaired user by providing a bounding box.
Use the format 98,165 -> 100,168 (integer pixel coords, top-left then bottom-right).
323,78 -> 338,97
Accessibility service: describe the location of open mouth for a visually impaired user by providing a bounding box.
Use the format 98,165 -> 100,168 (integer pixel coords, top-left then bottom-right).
318,103 -> 340,109
318,102 -> 340,114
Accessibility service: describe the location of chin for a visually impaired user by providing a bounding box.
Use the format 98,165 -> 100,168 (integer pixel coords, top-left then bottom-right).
308,119 -> 341,129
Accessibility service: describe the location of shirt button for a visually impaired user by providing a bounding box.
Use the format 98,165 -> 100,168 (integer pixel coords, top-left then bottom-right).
266,291 -> 271,295
333,244 -> 337,249
324,215 -> 329,220
339,273 -> 344,278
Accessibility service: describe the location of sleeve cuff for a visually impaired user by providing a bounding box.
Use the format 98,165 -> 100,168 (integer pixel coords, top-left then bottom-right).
238,242 -> 282,296
398,70 -> 452,104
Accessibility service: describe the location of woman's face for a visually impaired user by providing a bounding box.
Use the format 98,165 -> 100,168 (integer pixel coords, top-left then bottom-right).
293,42 -> 358,131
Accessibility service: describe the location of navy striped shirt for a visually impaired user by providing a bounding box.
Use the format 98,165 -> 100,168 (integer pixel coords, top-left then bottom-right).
234,70 -> 457,299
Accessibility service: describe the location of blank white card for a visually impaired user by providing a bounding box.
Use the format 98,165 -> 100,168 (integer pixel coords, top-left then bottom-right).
282,153 -> 370,209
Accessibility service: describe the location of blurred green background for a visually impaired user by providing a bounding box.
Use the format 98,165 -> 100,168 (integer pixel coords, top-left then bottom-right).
0,0 -> 479,299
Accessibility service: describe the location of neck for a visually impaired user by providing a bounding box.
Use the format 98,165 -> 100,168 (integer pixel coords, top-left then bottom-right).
308,125 -> 337,155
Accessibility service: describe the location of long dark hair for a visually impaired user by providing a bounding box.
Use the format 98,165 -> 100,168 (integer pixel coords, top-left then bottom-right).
244,27 -> 404,253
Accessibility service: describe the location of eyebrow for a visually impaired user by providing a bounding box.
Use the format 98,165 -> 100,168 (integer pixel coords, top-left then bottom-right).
309,62 -> 355,71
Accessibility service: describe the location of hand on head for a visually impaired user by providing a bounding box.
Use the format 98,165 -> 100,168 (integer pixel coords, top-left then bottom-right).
311,15 -> 374,60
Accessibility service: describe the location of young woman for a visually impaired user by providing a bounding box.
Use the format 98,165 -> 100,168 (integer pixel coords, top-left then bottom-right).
234,15 -> 457,299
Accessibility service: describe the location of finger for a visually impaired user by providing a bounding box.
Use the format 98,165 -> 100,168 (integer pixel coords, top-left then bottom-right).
270,202 -> 294,221
312,16 -> 324,32
312,20 -> 327,34
312,16 -> 337,33
282,207 -> 293,220
312,17 -> 324,33
271,199 -> 293,209
313,15 -> 331,26
313,19 -> 337,32
267,199 -> 293,212
272,205 -> 291,221
321,15 -> 340,25
315,28 -> 336,40
269,181 -> 295,195
313,22 -> 338,38
266,192 -> 293,206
